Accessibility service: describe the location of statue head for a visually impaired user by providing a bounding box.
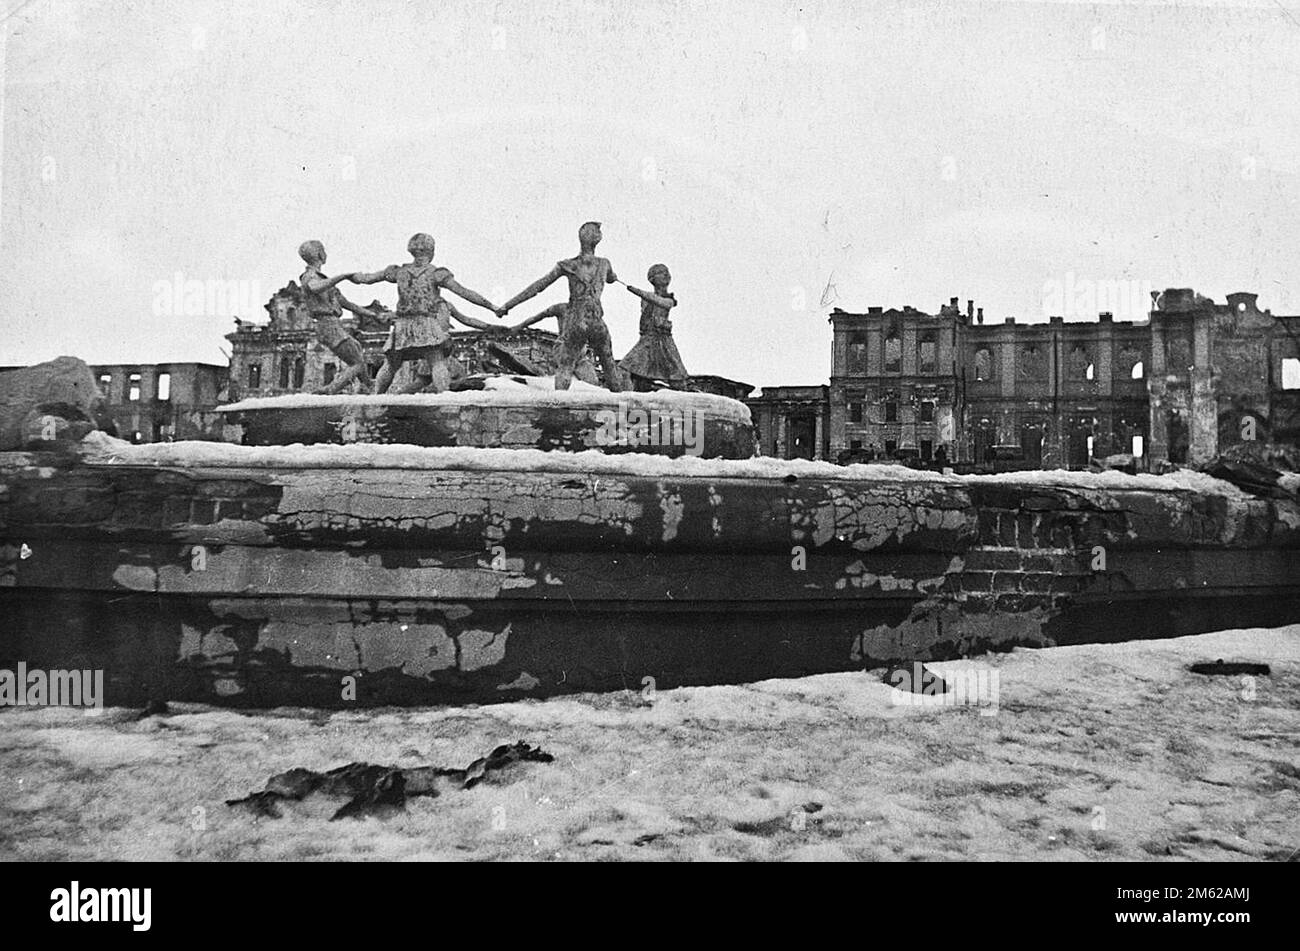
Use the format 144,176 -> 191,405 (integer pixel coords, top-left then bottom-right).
647,263 -> 671,288
578,221 -> 602,250
407,232 -> 436,260
298,240 -> 326,265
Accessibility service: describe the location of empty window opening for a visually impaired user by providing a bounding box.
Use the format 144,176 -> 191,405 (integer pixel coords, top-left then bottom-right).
919,335 -> 936,374
1283,358 -> 1300,390
884,336 -> 901,373
847,333 -> 868,374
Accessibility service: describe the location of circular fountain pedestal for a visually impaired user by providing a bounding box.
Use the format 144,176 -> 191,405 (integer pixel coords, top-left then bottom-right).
218,376 -> 756,459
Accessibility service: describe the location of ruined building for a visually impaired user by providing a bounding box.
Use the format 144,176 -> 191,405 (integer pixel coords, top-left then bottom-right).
750,290 -> 1300,467
91,362 -> 227,442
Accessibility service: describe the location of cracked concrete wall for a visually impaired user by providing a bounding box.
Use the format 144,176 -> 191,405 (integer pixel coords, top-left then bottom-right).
2,453 -> 1299,706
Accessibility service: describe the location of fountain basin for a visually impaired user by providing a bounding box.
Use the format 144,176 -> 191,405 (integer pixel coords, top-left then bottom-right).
218,377 -> 757,459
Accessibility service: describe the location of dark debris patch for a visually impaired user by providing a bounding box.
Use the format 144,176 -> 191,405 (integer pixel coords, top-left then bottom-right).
226,741 -> 554,821
881,662 -> 949,694
1187,660 -> 1271,677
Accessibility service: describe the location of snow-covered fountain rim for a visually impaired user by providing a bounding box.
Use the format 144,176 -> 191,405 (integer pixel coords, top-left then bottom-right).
73,432 -> 1257,498
217,377 -> 752,424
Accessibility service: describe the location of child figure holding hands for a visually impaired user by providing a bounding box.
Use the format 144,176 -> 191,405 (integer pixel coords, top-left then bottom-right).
619,264 -> 690,391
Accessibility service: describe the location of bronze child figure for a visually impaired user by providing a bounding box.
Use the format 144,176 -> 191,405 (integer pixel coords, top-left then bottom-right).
497,221 -> 624,392
619,263 -> 690,391
297,240 -> 378,395
348,233 -> 500,394
510,302 -> 602,387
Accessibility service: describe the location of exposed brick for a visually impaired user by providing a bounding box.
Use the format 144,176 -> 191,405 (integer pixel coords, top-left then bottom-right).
1017,513 -> 1037,548
977,510 -> 999,543
964,549 -> 1022,571
161,497 -> 191,525
997,513 -> 1017,547
1020,572 -> 1058,593
993,571 -> 1021,592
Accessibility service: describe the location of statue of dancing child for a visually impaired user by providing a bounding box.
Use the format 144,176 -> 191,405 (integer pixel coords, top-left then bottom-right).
619,263 -> 690,391
497,221 -> 624,392
348,233 -> 501,393
298,240 -> 378,395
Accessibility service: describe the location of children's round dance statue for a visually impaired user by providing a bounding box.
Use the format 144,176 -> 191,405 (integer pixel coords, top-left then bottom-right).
497,221 -> 625,392
297,240 -> 378,395
619,264 -> 690,391
291,222 -> 694,395
349,233 -> 501,394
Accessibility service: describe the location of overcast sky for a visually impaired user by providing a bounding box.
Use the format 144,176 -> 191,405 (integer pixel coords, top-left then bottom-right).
2,0 -> 1299,387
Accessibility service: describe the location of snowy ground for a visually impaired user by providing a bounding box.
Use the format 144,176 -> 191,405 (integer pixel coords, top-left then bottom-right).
1,626 -> 1296,862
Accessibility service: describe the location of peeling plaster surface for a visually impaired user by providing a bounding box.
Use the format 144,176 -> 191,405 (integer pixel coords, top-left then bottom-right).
5,448 -> 1300,707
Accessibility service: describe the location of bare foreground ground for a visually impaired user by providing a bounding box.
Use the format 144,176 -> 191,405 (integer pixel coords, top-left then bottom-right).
1,626 -> 1297,862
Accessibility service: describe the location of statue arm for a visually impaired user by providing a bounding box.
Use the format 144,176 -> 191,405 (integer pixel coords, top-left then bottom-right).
338,293 -> 374,317
626,285 -> 676,309
348,268 -> 393,285
441,277 -> 498,313
445,301 -> 497,331
500,266 -> 563,314
302,273 -> 351,294
512,302 -> 566,330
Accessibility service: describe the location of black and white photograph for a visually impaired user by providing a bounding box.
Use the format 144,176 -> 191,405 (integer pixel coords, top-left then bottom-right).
0,0 -> 1293,914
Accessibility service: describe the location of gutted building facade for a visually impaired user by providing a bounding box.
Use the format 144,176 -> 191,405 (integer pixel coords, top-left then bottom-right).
755,289 -> 1300,467
92,362 -> 227,443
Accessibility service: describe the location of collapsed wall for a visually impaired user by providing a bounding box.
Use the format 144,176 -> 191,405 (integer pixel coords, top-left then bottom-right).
2,447 -> 1298,707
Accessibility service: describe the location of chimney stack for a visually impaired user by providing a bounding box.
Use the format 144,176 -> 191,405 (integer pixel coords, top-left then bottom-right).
976,307 -> 984,324
967,299 -> 974,320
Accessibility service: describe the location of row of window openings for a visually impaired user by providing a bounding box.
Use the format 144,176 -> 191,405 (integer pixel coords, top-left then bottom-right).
246,359 -> 337,389
846,337 -> 932,374
846,339 -> 1151,383
99,373 -> 170,401
973,357 -> 1145,383
848,401 -> 932,424
848,438 -> 938,460
970,357 -> 1300,387
842,433 -> 1138,459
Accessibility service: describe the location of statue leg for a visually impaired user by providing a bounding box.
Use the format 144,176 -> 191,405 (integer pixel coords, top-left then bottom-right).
373,352 -> 401,394
421,347 -> 453,393
553,338 -> 580,391
317,339 -> 371,394
591,323 -> 624,393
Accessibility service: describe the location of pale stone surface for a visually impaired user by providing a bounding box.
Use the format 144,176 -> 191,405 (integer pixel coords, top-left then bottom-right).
0,357 -> 101,450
